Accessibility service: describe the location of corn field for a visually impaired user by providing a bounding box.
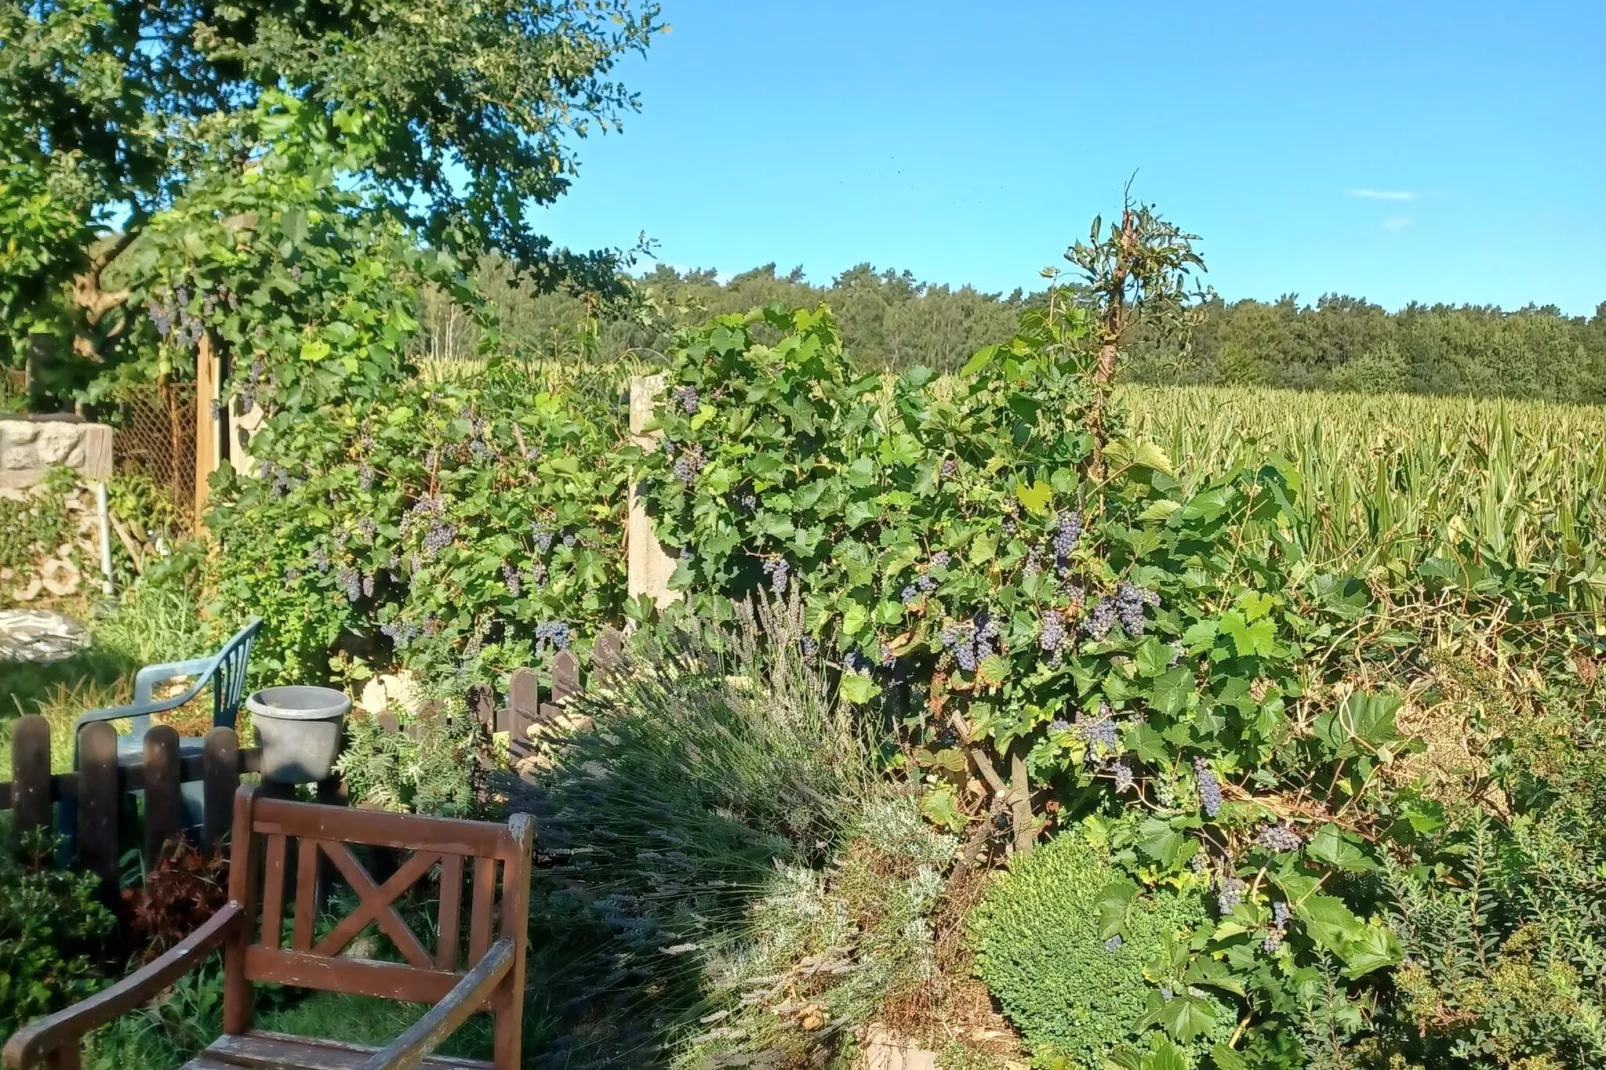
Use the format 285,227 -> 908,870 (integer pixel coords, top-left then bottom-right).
1119,385 -> 1606,609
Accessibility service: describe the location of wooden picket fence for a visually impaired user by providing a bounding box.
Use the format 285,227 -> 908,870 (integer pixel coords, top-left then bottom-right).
0,627 -> 626,891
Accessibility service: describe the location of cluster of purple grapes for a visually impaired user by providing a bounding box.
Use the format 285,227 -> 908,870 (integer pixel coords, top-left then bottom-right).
268,464 -> 294,499
531,523 -> 555,554
931,551 -> 952,568
1195,757 -> 1224,817
941,613 -> 997,673
900,570 -> 939,604
362,573 -> 374,598
1023,546 -> 1043,577
284,568 -> 301,585
423,447 -> 439,470
1217,875 -> 1247,915
236,357 -> 264,415
146,286 -> 207,349
1075,708 -> 1120,752
534,619 -> 571,651
358,463 -> 374,491
562,532 -> 577,548
1039,612 -> 1067,653
357,517 -> 377,544
739,492 -> 757,512
1264,900 -> 1292,951
503,562 -> 523,597
842,651 -> 872,676
1083,597 -> 1119,640
762,557 -> 790,596
1255,822 -> 1303,853
1001,515 -> 1017,536
672,385 -> 700,414
524,562 -> 548,589
670,441 -> 705,484
1107,761 -> 1135,792
941,456 -> 959,478
337,567 -> 362,603
380,619 -> 422,649
312,547 -> 330,572
421,521 -> 456,558
1115,582 -> 1160,633
1052,510 -> 1083,561
799,636 -> 818,661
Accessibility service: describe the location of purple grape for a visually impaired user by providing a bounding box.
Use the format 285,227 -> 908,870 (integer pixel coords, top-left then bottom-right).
672,385 -> 700,414
503,562 -> 523,597
900,585 -> 919,605
762,557 -> 790,596
1195,758 -> 1224,817
941,456 -> 958,478
1217,876 -> 1247,915
1084,598 -> 1118,640
337,567 -> 361,603
1110,762 -> 1135,793
1039,614 -> 1067,652
1255,823 -> 1303,853
931,551 -> 952,568
1053,510 -> 1082,557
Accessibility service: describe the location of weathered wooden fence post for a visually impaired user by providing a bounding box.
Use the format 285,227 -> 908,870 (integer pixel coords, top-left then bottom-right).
142,726 -> 182,867
203,727 -> 240,850
76,721 -> 121,898
628,374 -> 680,608
9,715 -> 51,836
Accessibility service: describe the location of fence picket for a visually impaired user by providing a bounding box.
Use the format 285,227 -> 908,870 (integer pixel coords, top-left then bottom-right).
507,668 -> 539,757
76,721 -> 121,895
551,650 -> 580,706
593,627 -> 624,682
143,726 -> 183,866
203,727 -> 240,850
10,714 -> 51,836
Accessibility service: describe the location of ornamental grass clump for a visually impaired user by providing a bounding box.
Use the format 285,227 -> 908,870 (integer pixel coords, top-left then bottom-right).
518,592 -> 886,1068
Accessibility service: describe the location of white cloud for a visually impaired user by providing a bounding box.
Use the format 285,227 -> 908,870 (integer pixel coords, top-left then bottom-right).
1350,189 -> 1417,202
1382,217 -> 1413,232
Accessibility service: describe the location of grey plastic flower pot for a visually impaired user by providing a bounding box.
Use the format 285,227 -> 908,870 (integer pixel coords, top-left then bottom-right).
246,685 -> 351,785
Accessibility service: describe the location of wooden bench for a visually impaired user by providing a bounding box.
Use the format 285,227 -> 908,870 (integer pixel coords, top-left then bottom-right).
3,786 -> 534,1070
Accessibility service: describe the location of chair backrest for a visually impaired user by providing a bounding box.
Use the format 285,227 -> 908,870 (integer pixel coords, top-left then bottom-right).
125,616 -> 263,742
222,788 -> 534,1064
210,617 -> 261,728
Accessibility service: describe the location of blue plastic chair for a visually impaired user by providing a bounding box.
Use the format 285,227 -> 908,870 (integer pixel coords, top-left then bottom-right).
74,616 -> 265,759
67,617 -> 264,842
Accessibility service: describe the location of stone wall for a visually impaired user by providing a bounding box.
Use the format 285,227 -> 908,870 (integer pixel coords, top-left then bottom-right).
0,415 -> 113,487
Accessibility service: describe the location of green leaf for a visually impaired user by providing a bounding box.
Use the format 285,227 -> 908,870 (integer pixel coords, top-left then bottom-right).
1095,879 -> 1138,939
1138,818 -> 1186,868
919,784 -> 965,832
838,673 -> 881,705
1148,666 -> 1195,716
1156,994 -> 1215,1044
1015,479 -> 1054,515
1305,824 -> 1379,872
1218,611 -> 1276,658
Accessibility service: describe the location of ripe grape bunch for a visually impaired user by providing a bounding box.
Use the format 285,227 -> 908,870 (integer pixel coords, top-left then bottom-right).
1255,822 -> 1303,853
762,557 -> 791,596
534,619 -> 571,651
1194,757 -> 1224,817
671,441 -> 705,485
1052,510 -> 1082,570
672,385 -> 700,415
1217,875 -> 1247,916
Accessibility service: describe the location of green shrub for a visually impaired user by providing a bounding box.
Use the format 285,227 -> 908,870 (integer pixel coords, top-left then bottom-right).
969,831 -> 1230,1068
0,831 -> 115,1036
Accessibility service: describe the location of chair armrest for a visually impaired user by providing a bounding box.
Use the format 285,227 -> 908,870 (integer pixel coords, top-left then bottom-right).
360,938 -> 515,1070
133,657 -> 215,705
2,903 -> 243,1070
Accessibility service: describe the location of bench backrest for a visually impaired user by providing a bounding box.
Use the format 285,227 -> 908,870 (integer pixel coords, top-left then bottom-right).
222,787 -> 533,1067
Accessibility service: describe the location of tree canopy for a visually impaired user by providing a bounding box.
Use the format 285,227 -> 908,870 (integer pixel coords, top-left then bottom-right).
0,0 -> 661,391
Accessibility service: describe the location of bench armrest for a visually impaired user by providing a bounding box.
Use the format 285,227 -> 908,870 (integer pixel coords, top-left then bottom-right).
360,938 -> 515,1070
2,903 -> 243,1070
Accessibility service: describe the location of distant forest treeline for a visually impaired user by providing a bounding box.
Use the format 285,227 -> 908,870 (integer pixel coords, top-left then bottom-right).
419,260 -> 1606,402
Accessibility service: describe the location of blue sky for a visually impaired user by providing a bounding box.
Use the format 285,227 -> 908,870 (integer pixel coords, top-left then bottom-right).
537,0 -> 1606,315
